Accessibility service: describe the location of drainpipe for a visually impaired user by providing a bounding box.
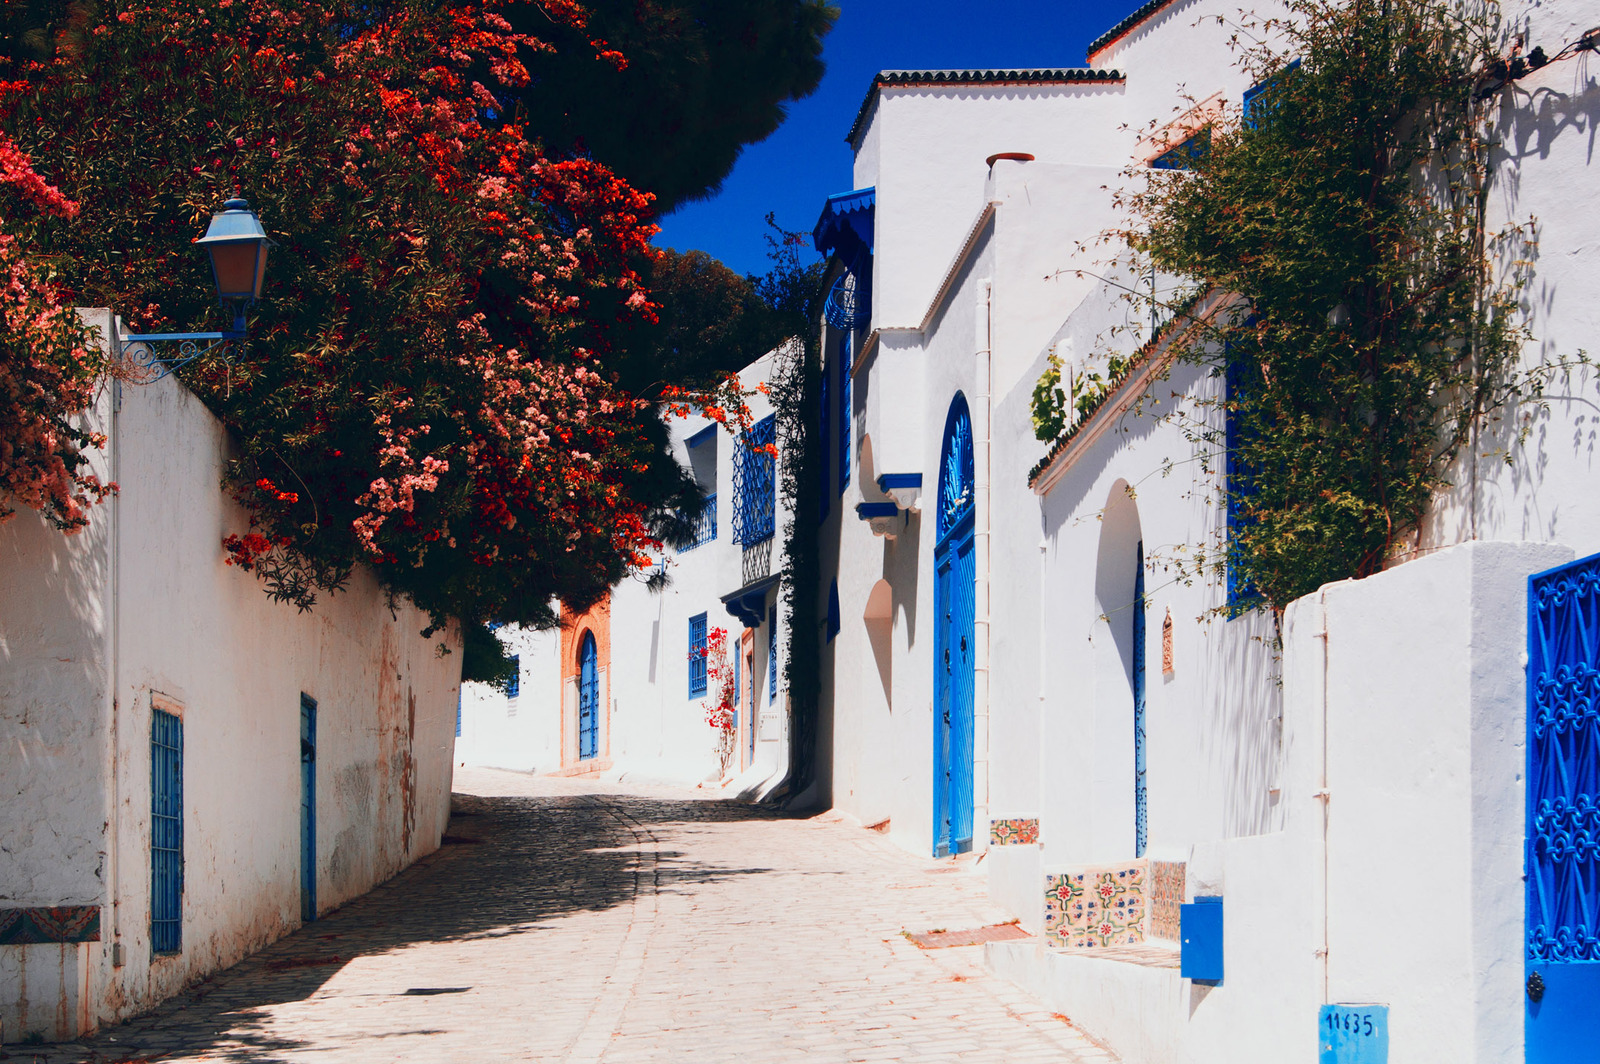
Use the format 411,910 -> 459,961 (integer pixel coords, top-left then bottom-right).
1314,594 -> 1332,1002
973,280 -> 993,851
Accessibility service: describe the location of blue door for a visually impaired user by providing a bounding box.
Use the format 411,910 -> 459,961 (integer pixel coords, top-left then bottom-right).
300,694 -> 316,924
579,632 -> 599,760
1134,541 -> 1148,857
1527,554 -> 1600,1058
934,396 -> 976,857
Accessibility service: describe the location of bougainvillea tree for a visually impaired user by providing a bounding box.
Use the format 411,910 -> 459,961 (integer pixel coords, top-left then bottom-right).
1,0 -> 760,636
0,122 -> 110,531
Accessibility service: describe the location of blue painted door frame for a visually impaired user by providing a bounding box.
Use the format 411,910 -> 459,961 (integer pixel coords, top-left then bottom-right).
933,395 -> 976,857
579,632 -> 599,760
1527,554 -> 1600,1059
300,694 -> 316,924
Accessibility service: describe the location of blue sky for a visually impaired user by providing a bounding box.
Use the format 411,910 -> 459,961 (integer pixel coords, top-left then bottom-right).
652,0 -> 1137,279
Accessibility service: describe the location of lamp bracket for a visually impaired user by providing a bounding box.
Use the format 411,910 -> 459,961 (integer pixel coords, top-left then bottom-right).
118,308 -> 248,383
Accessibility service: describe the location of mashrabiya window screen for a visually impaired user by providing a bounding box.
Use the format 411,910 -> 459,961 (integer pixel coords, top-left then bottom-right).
733,415 -> 777,546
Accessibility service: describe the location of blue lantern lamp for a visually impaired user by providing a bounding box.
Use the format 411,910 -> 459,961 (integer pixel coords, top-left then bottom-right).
119,197 -> 275,381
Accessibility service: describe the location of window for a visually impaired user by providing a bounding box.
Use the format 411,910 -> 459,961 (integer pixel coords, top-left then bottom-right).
733,415 -> 777,546
683,426 -> 717,549
455,691 -> 462,737
506,654 -> 521,700
827,581 -> 840,643
688,612 -> 708,697
1225,355 -> 1264,615
840,333 -> 853,494
1243,59 -> 1301,129
150,707 -> 183,954
1149,128 -> 1211,171
768,604 -> 779,699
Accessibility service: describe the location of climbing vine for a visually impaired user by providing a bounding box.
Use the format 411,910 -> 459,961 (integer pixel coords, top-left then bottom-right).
1062,0 -> 1547,612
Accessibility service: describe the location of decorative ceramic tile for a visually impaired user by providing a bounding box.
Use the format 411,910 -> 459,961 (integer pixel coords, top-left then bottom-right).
1043,863 -> 1148,949
0,906 -> 100,944
990,817 -> 1040,846
1149,860 -> 1186,942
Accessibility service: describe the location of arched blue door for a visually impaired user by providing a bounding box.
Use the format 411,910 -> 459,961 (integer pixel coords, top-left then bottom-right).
934,395 -> 976,857
578,632 -> 599,761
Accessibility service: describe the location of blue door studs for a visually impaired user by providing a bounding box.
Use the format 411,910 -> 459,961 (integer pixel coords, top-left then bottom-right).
934,395 -> 976,857
1527,553 -> 1600,1059
579,631 -> 600,761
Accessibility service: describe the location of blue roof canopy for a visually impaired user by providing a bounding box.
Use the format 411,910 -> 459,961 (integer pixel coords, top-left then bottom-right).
813,187 -> 875,263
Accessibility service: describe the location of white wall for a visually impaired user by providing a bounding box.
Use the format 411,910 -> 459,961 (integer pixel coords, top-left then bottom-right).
1,311 -> 460,1041
455,624 -> 561,773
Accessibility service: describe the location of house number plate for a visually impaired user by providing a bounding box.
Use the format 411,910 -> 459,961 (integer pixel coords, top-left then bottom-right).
1319,1004 -> 1388,1064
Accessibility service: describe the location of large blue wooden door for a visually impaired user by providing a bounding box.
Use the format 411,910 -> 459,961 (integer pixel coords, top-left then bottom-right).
934,396 -> 976,857
579,632 -> 599,760
1134,541 -> 1148,857
1527,554 -> 1600,1058
300,694 -> 316,924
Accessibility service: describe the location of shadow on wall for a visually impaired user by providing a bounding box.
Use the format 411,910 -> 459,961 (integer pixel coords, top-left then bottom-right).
65,792 -> 807,1058
865,579 -> 893,709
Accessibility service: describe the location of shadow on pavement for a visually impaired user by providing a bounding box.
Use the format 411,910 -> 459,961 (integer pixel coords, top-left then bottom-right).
9,790 -> 807,1064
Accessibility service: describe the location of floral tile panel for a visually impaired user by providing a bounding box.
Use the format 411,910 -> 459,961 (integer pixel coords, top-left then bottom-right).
990,817 -> 1040,846
0,906 -> 100,944
1044,863 -> 1148,949
1149,860 -> 1186,942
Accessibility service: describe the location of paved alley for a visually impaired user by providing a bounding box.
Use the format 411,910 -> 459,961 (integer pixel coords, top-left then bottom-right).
8,769 -> 1115,1064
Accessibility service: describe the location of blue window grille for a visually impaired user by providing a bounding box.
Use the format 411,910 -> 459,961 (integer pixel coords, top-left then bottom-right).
819,370 -> 831,522
150,707 -> 183,954
1225,353 -> 1264,614
506,655 -> 521,699
768,604 -> 779,699
734,415 -> 777,547
688,612 -> 708,697
827,581 -> 840,643
683,492 -> 717,550
1150,128 -> 1211,170
455,691 -> 462,737
1243,59 -> 1301,129
840,334 -> 853,494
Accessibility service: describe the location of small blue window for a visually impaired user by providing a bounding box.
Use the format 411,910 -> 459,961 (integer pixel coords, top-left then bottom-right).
1150,129 -> 1211,170
688,612 -> 708,697
840,333 -> 853,494
768,604 -> 778,699
733,415 -> 777,546
506,655 -> 521,699
455,691 -> 462,737
827,581 -> 840,643
1243,59 -> 1300,129
151,707 -> 183,954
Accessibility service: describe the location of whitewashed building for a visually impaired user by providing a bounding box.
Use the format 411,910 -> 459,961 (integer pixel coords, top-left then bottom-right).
811,0 -> 1600,1060
0,312 -> 460,1043
458,348 -> 794,795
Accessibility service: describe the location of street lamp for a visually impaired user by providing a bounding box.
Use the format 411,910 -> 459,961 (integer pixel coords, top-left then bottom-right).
119,197 -> 275,381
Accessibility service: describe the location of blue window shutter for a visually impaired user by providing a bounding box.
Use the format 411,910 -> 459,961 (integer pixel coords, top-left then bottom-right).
688,613 -> 708,697
768,604 -> 778,698
150,708 -> 183,954
506,655 -> 520,699
840,333 -> 852,494
455,691 -> 462,737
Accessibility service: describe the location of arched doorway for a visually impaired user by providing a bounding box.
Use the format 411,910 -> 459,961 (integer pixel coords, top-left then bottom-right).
578,631 -> 599,761
933,394 -> 976,857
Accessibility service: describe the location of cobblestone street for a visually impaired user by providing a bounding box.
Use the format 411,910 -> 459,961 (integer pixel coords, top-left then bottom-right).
7,769 -> 1115,1064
